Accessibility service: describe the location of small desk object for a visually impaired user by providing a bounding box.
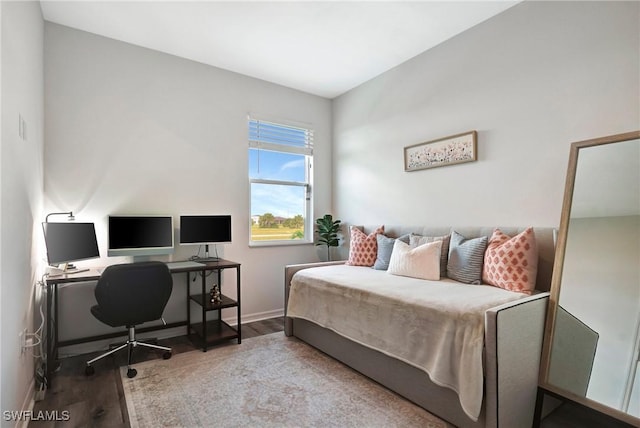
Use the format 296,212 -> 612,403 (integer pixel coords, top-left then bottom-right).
45,259 -> 241,387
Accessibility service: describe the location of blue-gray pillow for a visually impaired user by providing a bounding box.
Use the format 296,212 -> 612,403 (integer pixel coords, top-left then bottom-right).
447,231 -> 487,284
374,234 -> 410,270
410,233 -> 451,278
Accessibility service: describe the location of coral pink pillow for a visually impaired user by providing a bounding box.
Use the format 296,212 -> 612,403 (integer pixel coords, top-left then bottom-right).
346,226 -> 384,267
482,228 -> 538,294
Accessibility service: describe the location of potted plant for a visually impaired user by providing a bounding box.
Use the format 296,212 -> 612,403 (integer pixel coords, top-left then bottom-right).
315,214 -> 342,261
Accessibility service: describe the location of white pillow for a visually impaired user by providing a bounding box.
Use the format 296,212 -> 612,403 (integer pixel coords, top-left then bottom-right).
387,240 -> 442,280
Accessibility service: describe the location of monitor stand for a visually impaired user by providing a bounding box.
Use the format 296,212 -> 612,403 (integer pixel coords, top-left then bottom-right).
197,257 -> 220,262
199,245 -> 219,262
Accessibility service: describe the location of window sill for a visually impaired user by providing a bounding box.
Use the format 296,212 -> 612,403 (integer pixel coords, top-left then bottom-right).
249,240 -> 314,248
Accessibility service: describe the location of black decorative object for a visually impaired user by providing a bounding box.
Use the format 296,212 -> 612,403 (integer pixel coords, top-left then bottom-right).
209,284 -> 221,304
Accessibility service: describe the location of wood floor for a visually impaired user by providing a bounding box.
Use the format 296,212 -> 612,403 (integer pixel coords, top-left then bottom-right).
30,317 -> 284,428
30,316 -> 626,428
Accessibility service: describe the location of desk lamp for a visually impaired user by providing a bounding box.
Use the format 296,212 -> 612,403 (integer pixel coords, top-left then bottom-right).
45,211 -> 75,223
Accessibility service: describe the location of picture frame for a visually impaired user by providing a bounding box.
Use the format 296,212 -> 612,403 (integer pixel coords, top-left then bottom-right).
404,130 -> 477,172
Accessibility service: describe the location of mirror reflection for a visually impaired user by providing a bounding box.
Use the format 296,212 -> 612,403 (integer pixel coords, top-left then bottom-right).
548,137 -> 640,418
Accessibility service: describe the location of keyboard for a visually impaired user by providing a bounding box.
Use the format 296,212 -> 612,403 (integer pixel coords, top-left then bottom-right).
166,261 -> 205,269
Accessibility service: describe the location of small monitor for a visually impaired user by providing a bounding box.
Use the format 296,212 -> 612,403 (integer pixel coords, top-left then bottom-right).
180,215 -> 232,245
108,215 -> 174,257
42,222 -> 100,265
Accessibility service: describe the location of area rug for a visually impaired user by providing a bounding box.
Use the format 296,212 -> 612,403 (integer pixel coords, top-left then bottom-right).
121,333 -> 451,428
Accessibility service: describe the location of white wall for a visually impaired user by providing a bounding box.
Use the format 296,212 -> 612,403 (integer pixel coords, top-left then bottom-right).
44,23 -> 332,349
332,1 -> 639,228
0,0 -> 44,424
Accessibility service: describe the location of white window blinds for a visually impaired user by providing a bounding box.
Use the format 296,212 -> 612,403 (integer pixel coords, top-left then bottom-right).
248,118 -> 313,156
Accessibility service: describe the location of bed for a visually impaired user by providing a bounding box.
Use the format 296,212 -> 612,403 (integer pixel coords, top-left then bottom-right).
284,226 -> 556,428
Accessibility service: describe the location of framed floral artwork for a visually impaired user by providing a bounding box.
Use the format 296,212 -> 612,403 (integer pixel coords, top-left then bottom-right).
404,130 -> 477,171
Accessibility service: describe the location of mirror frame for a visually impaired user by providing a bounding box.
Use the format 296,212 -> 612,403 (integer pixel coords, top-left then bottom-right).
539,130 -> 640,425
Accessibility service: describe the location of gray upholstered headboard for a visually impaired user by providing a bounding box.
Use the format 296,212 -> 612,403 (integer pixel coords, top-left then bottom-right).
336,225 -> 557,292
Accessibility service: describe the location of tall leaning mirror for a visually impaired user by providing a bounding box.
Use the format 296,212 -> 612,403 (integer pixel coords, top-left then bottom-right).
539,130 -> 640,425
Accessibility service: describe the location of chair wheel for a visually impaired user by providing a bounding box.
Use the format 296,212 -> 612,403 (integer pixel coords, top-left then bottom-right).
127,368 -> 137,378
163,352 -> 172,360
85,365 -> 95,376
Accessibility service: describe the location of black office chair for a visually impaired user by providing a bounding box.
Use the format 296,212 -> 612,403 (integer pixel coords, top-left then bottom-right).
85,261 -> 173,378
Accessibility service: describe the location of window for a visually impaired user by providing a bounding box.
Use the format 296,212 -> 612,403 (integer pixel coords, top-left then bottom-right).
248,117 -> 313,245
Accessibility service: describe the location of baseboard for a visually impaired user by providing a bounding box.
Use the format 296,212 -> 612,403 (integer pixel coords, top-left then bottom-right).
18,375 -> 69,426
17,376 -> 35,428
224,308 -> 284,326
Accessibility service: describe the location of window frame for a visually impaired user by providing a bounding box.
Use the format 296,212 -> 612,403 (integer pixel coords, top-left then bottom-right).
248,117 -> 314,247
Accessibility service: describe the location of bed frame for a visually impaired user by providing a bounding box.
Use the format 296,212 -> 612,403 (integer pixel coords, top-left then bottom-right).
284,226 -> 556,428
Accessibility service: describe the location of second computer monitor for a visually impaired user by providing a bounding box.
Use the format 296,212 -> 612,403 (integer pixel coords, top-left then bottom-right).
108,215 -> 174,257
180,215 -> 232,245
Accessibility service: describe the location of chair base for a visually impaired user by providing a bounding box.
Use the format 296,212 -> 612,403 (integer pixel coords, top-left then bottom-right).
85,326 -> 172,378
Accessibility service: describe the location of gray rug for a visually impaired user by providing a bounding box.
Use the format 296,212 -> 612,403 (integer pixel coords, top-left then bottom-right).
121,333 -> 450,428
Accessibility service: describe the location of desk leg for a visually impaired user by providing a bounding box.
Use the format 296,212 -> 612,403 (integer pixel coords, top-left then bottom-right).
54,283 -> 59,365
237,267 -> 241,344
217,269 -> 222,340
201,270 -> 207,352
46,282 -> 54,389
186,272 -> 190,337
45,281 -> 60,389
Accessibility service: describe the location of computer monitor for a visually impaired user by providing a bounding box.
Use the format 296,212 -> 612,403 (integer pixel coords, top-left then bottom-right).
179,215 -> 232,245
107,215 -> 174,257
42,222 -> 100,268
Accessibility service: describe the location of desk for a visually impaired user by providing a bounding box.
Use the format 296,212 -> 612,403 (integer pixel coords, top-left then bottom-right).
45,259 -> 241,388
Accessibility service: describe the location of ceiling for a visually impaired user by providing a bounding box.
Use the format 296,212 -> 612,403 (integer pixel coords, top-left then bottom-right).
40,1 -> 518,98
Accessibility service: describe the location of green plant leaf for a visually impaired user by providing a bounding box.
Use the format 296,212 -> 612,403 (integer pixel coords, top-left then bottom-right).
315,214 -> 342,252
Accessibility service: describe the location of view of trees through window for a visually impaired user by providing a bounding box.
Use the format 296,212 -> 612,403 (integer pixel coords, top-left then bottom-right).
251,213 -> 304,241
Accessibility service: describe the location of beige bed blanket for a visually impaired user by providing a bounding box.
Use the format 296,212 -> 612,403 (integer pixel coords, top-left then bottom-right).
287,265 -> 526,421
